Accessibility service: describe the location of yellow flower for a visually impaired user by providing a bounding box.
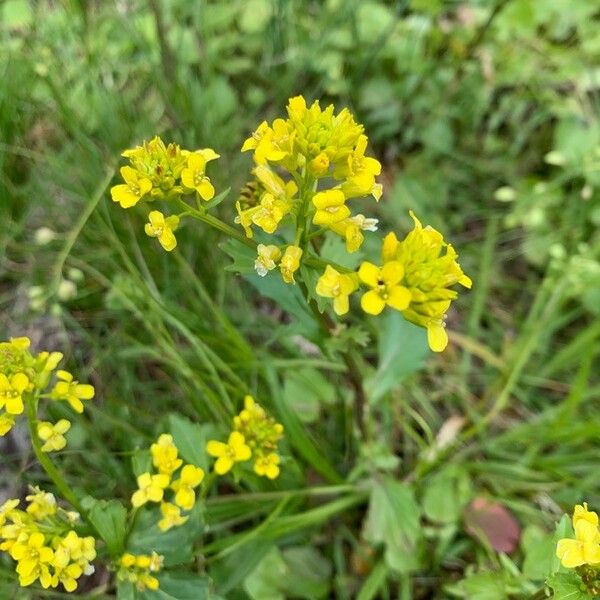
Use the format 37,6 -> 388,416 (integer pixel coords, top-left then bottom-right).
52,531 -> 96,592
144,211 -> 180,252
37,419 -> 71,453
150,434 -> 183,475
26,487 -> 57,520
383,211 -> 472,352
171,464 -> 205,510
309,152 -> 330,177
206,431 -> 251,475
235,166 -> 297,237
316,266 -> 359,316
280,245 -> 303,284
336,135 -> 383,200
131,472 -> 170,508
51,370 -> 94,413
254,244 -> 282,277
253,453 -> 281,480
0,372 -> 29,415
10,531 -> 54,588
312,189 -> 350,227
242,119 -> 295,166
0,499 -> 19,527
180,150 -> 219,200
158,502 -> 188,532
111,166 -> 152,208
556,519 -> 600,568
358,261 -> 412,316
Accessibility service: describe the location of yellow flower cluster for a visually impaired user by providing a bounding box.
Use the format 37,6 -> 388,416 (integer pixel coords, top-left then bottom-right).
0,336 -> 94,440
131,434 -> 204,532
0,489 -> 96,592
316,211 -> 471,352
118,552 -> 163,592
556,503 -> 600,568
110,136 -> 220,251
207,395 -> 284,480
239,96 -> 382,282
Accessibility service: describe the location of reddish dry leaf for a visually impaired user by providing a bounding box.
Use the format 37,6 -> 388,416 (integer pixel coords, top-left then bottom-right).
464,498 -> 521,553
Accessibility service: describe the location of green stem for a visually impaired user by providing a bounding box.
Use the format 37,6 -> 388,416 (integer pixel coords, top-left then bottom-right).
25,394 -> 83,514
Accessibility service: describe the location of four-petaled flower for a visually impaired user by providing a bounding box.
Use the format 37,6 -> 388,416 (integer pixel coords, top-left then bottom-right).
37,419 -> 71,452
144,211 -> 180,252
254,244 -> 282,277
358,261 -> 411,316
206,431 -> 251,475
556,503 -> 600,568
280,246 -> 303,284
111,166 -> 152,208
316,265 -> 358,316
253,453 -> 281,480
171,464 -> 205,510
312,189 -> 350,227
181,150 -> 219,200
158,502 -> 189,532
150,434 -> 183,475
0,372 -> 29,415
51,371 -> 95,413
131,472 -> 170,508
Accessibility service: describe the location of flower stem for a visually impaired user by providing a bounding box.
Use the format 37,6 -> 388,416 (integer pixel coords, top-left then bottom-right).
25,394 -> 83,515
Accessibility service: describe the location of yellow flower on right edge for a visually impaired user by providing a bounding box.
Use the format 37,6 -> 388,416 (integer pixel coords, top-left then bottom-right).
556,502 -> 600,568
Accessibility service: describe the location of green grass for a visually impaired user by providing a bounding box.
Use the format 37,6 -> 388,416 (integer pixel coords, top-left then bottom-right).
1,0 -> 599,598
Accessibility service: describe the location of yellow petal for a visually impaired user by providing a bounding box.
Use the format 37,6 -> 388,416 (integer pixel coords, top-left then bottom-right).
380,261 -> 404,286
206,440 -> 227,457
358,262 -> 380,287
556,539 -> 585,568
386,286 -> 411,311
333,295 -> 350,316
427,323 -> 448,352
361,290 -> 385,315
214,456 -> 234,475
197,179 -> 215,201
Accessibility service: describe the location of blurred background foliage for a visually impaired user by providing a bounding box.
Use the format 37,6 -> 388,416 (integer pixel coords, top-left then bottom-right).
1,0 -> 599,598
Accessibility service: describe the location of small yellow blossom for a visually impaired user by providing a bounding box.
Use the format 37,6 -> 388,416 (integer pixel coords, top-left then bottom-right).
0,372 -> 29,415
254,453 -> 281,480
37,419 -> 71,453
280,245 -> 303,284
316,266 -> 359,316
171,464 -> 205,510
336,135 -> 383,200
131,472 -> 170,508
329,214 -> 378,253
10,531 -> 54,588
144,211 -> 180,252
26,488 -> 57,520
150,434 -> 183,476
111,166 -> 152,208
358,261 -> 412,316
180,150 -> 219,200
309,152 -> 330,177
158,502 -> 188,532
206,431 -> 251,475
242,119 -> 295,166
51,370 -> 94,413
557,521 -> 600,568
312,189 -> 350,227
254,244 -> 282,277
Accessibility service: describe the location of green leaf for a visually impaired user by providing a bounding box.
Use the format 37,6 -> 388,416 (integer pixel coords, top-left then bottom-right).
547,572 -> 593,600
83,498 -> 128,556
169,414 -> 212,471
422,466 -> 472,524
445,572 -> 508,600
363,478 -> 422,573
365,311 -> 429,403
283,367 -> 336,423
239,0 -> 272,33
140,572 -> 212,600
127,504 -> 204,567
117,580 -> 136,600
521,525 -> 556,581
244,546 -> 332,600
